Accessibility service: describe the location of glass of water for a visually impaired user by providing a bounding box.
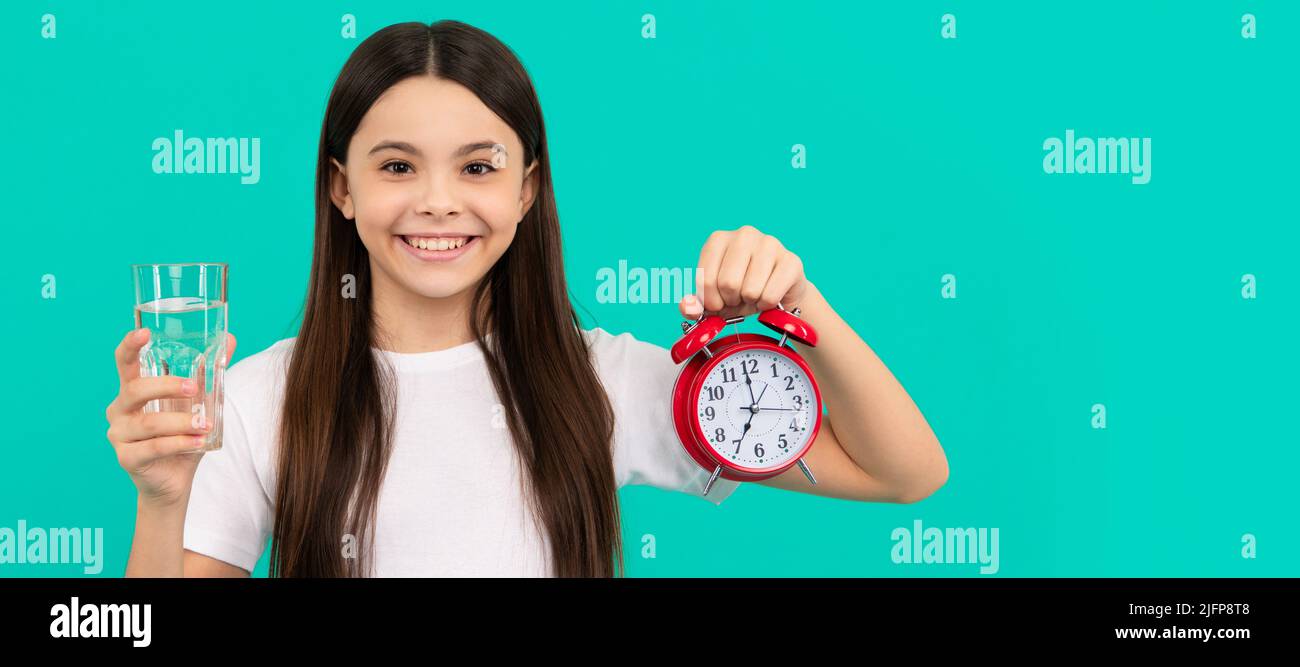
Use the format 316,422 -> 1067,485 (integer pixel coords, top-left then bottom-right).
132,263 -> 229,452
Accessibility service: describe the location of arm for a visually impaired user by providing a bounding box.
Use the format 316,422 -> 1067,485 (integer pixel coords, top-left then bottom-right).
757,280 -> 948,503
126,496 -> 250,577
685,226 -> 949,504
110,329 -> 251,578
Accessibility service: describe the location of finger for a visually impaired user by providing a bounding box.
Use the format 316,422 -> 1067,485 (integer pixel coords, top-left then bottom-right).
758,255 -> 804,311
110,409 -> 210,445
715,232 -> 759,309
115,434 -> 207,470
740,240 -> 781,311
194,355 -> 208,430
679,294 -> 704,319
226,332 -> 238,364
115,328 -> 151,387
695,231 -> 729,313
110,375 -> 199,420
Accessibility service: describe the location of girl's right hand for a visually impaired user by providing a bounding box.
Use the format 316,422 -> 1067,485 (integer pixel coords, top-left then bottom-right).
105,328 -> 237,507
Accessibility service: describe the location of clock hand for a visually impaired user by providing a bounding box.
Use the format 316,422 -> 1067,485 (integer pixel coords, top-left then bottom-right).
742,363 -> 756,406
732,384 -> 769,455
734,411 -> 755,449
738,387 -> 765,435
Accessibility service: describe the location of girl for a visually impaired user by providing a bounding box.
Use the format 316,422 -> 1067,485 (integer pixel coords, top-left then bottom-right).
105,20 -> 947,578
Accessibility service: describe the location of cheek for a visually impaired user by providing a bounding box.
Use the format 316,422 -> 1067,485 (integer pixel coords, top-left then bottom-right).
464,184 -> 524,232
354,182 -> 411,221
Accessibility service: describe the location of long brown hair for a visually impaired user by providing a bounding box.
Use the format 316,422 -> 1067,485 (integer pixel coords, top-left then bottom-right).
271,20 -> 621,577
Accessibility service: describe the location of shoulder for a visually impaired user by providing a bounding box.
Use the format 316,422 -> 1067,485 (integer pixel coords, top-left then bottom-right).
579,326 -> 683,401
580,326 -> 671,377
579,326 -> 738,502
224,337 -> 296,433
579,326 -> 677,470
226,337 -> 295,388
227,336 -> 295,383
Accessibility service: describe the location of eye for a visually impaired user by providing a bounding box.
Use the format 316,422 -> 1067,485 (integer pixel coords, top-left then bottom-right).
464,161 -> 497,177
381,160 -> 413,175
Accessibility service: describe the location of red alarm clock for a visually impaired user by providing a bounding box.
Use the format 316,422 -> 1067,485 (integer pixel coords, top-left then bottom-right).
670,303 -> 822,496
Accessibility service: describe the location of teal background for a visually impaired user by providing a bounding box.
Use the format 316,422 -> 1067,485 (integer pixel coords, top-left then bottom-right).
1,1 -> 1294,577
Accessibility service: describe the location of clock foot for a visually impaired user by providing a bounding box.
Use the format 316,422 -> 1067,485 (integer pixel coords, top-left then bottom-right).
797,458 -> 818,485
703,465 -> 722,495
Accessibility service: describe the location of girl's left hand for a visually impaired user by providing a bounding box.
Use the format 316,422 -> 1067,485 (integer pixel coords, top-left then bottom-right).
680,225 -> 810,320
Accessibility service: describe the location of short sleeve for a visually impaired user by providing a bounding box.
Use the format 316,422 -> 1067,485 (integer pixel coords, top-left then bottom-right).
182,372 -> 275,573
587,327 -> 742,505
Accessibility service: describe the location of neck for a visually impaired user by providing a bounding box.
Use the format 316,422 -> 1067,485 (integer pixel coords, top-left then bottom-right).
370,265 -> 485,353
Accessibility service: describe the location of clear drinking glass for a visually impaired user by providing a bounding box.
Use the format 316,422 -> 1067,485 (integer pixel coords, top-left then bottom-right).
132,263 -> 229,452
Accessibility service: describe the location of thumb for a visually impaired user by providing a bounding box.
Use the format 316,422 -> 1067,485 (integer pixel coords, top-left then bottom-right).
679,294 -> 704,319
226,332 -> 238,364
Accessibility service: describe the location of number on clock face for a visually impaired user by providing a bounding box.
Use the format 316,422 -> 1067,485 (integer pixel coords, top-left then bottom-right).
695,348 -> 815,469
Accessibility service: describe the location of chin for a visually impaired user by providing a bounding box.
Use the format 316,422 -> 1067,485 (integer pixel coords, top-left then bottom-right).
407,278 -> 477,300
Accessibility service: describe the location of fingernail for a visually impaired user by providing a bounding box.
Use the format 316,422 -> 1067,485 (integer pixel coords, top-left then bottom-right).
135,328 -> 149,342
181,379 -> 196,394
192,436 -> 206,448
201,418 -> 211,431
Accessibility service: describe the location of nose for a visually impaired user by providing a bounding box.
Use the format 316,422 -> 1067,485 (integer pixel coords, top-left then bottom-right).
415,168 -> 462,220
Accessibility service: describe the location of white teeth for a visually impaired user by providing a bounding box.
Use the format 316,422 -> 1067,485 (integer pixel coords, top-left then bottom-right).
404,236 -> 469,251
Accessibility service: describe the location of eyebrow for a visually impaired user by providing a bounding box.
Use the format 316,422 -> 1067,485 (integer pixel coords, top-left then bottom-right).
367,140 -> 500,159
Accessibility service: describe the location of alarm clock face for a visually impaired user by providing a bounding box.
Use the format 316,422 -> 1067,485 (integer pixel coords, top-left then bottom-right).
694,346 -> 817,471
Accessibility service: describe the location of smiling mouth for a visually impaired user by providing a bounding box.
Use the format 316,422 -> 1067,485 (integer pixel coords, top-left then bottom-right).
398,234 -> 478,251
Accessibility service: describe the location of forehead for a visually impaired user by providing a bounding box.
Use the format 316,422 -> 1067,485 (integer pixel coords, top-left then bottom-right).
350,75 -> 515,156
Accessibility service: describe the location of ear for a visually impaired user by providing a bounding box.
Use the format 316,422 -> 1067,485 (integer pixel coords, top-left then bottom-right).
328,157 -> 355,220
518,159 -> 540,223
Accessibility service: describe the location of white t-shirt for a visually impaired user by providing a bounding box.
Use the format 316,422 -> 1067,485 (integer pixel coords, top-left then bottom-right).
182,327 -> 739,576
